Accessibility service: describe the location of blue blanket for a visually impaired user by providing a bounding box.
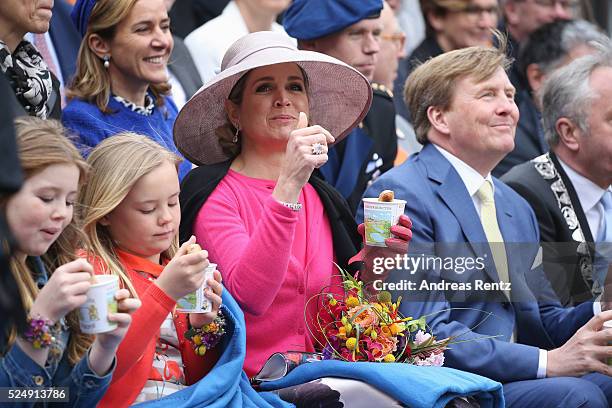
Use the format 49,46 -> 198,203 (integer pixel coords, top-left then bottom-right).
137,290 -> 504,408
136,291 -> 291,408
260,361 -> 504,408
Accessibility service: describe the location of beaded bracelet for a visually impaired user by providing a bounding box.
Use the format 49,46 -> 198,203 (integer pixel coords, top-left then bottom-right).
22,315 -> 61,350
184,312 -> 226,356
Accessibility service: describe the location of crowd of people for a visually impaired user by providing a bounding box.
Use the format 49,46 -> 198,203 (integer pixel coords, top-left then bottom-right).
1,0 -> 611,407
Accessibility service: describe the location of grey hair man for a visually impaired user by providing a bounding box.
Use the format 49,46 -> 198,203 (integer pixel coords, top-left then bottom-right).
493,19 -> 608,177
504,46 -> 612,306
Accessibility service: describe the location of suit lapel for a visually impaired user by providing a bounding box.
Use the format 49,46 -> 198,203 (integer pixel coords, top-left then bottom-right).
549,152 -> 594,242
421,145 -> 500,283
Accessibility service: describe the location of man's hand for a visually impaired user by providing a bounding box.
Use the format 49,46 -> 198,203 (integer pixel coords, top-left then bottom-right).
546,309 -> 612,377
599,264 -> 612,311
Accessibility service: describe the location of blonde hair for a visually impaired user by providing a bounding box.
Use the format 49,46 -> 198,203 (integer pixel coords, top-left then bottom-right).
5,117 -> 91,365
405,33 -> 511,144
67,0 -> 171,113
79,133 -> 182,297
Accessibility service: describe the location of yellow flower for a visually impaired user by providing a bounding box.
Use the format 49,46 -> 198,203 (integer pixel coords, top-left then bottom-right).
329,298 -> 338,306
370,330 -> 378,340
389,323 -> 402,336
192,334 -> 202,345
346,337 -> 357,350
196,345 -> 207,356
383,354 -> 396,362
346,296 -> 360,308
204,322 -> 218,333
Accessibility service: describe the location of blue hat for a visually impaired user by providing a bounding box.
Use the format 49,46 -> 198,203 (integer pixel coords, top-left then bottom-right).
71,0 -> 98,37
283,0 -> 383,41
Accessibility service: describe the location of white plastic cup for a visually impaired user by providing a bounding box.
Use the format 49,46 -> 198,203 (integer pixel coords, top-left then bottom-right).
176,263 -> 216,313
79,275 -> 119,334
363,198 -> 407,247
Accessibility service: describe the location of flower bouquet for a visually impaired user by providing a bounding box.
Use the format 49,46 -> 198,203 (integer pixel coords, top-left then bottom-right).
309,269 -> 450,365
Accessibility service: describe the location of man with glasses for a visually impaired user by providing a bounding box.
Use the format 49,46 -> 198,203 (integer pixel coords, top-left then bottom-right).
393,0 -> 500,121
501,0 -> 577,92
373,1 -> 421,162
283,0 -> 398,214
503,0 -> 577,44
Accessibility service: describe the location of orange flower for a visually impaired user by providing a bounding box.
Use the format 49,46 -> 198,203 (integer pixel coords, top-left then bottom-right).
347,306 -> 379,328
378,332 -> 398,356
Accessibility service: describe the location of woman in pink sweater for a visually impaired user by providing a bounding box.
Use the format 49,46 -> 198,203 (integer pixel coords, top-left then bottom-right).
175,32 -> 412,379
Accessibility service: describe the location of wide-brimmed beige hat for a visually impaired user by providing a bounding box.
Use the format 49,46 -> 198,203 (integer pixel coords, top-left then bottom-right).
173,31 -> 372,166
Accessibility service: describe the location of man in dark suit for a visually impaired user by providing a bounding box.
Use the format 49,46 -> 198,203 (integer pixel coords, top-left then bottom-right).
503,48 -> 612,307
493,19 -> 606,177
500,0 -> 574,94
360,42 -> 612,407
393,0 -> 499,121
168,0 -> 229,39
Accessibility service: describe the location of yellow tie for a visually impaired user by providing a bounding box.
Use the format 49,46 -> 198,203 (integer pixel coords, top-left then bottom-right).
476,181 -> 510,288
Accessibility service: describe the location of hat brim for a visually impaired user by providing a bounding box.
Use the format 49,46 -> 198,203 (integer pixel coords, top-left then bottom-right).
174,49 -> 372,166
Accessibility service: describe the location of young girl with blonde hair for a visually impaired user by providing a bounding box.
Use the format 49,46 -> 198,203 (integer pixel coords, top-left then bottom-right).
79,132 -> 223,406
0,117 -> 140,406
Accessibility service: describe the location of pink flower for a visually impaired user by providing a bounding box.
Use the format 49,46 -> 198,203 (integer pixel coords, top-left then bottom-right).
414,330 -> 432,346
414,351 -> 445,367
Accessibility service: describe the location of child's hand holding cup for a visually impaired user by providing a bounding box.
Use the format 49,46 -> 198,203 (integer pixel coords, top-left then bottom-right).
177,243 -> 217,313
78,274 -> 120,334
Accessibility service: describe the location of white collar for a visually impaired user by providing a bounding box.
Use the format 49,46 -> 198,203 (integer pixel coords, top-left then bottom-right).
222,1 -> 287,35
434,144 -> 493,197
223,1 -> 249,37
558,157 -> 610,213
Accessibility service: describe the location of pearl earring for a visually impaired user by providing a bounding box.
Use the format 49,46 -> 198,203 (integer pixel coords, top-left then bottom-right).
103,55 -> 110,69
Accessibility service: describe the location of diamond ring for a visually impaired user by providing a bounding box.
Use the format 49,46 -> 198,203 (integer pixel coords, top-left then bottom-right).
311,142 -> 324,155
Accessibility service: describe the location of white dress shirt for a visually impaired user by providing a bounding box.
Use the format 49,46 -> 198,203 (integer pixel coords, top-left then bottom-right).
558,158 -> 611,241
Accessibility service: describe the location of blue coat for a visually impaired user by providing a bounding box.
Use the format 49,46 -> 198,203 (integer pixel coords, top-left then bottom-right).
358,143 -> 594,383
62,96 -> 192,180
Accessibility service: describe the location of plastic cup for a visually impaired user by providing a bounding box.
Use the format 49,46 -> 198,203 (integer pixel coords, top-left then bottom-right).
79,275 -> 119,334
363,198 -> 406,247
176,263 -> 216,313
